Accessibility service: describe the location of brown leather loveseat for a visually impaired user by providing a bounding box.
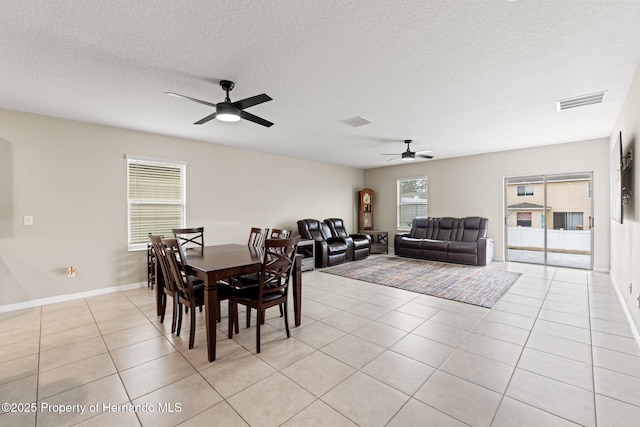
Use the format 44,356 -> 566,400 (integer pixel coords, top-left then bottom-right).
394,217 -> 493,266
297,218 -> 372,268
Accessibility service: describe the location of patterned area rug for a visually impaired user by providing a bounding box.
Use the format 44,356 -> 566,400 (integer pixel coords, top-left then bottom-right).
322,256 -> 521,308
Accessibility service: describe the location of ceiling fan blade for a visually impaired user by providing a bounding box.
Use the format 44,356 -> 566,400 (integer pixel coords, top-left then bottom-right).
232,94 -> 272,110
240,110 -> 273,127
194,112 -> 217,125
417,154 -> 434,159
386,156 -> 400,161
165,92 -> 217,108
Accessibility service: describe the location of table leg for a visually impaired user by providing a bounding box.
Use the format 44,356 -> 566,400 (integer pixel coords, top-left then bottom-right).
293,255 -> 302,327
204,276 -> 219,362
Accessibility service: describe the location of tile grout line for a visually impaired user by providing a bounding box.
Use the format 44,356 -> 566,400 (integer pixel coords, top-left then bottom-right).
588,272 -> 599,427
487,264 -> 559,427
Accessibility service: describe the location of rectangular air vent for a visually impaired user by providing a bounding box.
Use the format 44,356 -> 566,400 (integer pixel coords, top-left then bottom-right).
341,116 -> 372,127
556,91 -> 606,111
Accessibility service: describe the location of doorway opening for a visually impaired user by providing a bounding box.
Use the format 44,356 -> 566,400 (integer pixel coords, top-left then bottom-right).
504,173 -> 593,270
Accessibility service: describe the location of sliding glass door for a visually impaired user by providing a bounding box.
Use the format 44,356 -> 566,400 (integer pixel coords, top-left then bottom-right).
505,173 -> 593,269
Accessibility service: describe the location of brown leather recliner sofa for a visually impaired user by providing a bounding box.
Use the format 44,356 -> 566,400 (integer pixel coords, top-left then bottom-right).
394,217 -> 494,266
297,218 -> 371,268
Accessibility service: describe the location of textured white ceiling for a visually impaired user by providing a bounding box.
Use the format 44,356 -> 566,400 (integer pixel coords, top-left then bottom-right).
2,1 -> 640,169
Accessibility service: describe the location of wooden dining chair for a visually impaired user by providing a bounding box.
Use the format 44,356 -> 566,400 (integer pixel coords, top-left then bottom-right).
248,227 -> 269,248
149,234 -> 178,334
172,227 -> 207,313
163,237 -> 232,349
172,227 -> 205,251
269,229 -> 291,317
270,228 -> 292,239
228,236 -> 300,353
236,227 -> 272,327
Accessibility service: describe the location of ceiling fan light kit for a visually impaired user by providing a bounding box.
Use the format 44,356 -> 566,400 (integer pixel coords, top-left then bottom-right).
216,103 -> 241,122
401,151 -> 415,161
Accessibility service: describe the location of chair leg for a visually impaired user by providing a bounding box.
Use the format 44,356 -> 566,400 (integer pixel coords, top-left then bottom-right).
283,301 -> 290,338
246,307 -> 251,328
176,303 -> 183,337
279,304 -> 283,317
228,301 -> 237,339
160,293 -> 166,324
217,301 -> 221,322
171,298 -> 178,334
189,304 -> 196,349
256,309 -> 262,354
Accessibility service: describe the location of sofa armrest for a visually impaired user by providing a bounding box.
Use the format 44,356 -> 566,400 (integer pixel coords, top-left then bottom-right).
314,240 -> 329,268
328,236 -> 354,260
477,237 -> 494,266
394,233 -> 410,246
350,233 -> 372,243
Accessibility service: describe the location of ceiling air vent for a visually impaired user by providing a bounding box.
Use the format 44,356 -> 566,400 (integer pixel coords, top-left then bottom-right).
556,91 -> 606,111
341,116 -> 372,127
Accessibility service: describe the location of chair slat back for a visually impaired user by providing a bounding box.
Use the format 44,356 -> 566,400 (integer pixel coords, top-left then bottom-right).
259,237 -> 300,299
149,234 -> 174,294
270,228 -> 292,239
172,227 -> 204,250
248,227 -> 269,248
163,237 -> 197,306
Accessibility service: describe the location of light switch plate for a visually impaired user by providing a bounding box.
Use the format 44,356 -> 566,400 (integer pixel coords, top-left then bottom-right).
23,216 -> 33,226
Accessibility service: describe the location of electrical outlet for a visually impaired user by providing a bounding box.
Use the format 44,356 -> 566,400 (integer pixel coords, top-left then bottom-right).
23,216 -> 33,226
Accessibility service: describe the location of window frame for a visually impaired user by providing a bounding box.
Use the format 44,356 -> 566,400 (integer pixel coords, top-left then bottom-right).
126,155 -> 187,251
517,185 -> 534,196
396,176 -> 428,231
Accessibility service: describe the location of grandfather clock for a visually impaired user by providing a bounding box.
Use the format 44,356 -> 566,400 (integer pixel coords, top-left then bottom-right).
359,188 -> 374,231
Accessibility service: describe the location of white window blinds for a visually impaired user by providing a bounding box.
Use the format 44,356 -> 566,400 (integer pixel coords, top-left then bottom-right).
397,177 -> 428,230
127,157 -> 186,250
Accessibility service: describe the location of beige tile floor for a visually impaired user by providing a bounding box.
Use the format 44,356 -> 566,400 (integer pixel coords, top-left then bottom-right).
1,258 -> 640,426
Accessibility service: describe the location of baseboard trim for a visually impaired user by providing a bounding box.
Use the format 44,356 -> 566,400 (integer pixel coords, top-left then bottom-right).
609,276 -> 640,348
0,282 -> 147,313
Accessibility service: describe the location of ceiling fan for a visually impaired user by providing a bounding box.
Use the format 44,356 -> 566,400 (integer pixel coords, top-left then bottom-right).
381,140 -> 434,161
165,80 -> 273,127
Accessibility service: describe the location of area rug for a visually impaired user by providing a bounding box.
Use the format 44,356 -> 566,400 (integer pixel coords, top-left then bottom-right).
322,256 -> 521,308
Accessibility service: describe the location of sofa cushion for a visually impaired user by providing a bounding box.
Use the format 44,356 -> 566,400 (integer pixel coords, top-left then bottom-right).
327,241 -> 348,254
435,217 -> 455,241
409,217 -> 430,238
422,239 -> 448,252
399,237 -> 423,250
455,217 -> 483,242
448,241 -> 478,254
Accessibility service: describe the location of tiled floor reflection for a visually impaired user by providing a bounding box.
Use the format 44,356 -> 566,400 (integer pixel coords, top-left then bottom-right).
1,257 -> 640,426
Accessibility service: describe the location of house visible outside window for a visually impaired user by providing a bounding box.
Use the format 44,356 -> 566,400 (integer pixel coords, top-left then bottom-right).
516,212 -> 532,227
553,212 -> 584,230
397,177 -> 427,230
127,156 -> 186,251
517,185 -> 534,196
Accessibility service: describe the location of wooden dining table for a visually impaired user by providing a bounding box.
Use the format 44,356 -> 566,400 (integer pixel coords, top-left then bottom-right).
156,243 -> 302,362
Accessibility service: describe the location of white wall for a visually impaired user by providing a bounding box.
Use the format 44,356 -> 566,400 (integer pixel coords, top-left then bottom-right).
610,64 -> 640,330
363,138 -> 610,271
0,109 -> 363,306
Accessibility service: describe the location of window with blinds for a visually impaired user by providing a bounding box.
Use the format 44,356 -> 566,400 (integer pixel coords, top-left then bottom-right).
127,156 -> 186,250
397,177 -> 427,230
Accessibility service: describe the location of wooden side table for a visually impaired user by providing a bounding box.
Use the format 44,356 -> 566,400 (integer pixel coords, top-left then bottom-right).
359,230 -> 388,254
